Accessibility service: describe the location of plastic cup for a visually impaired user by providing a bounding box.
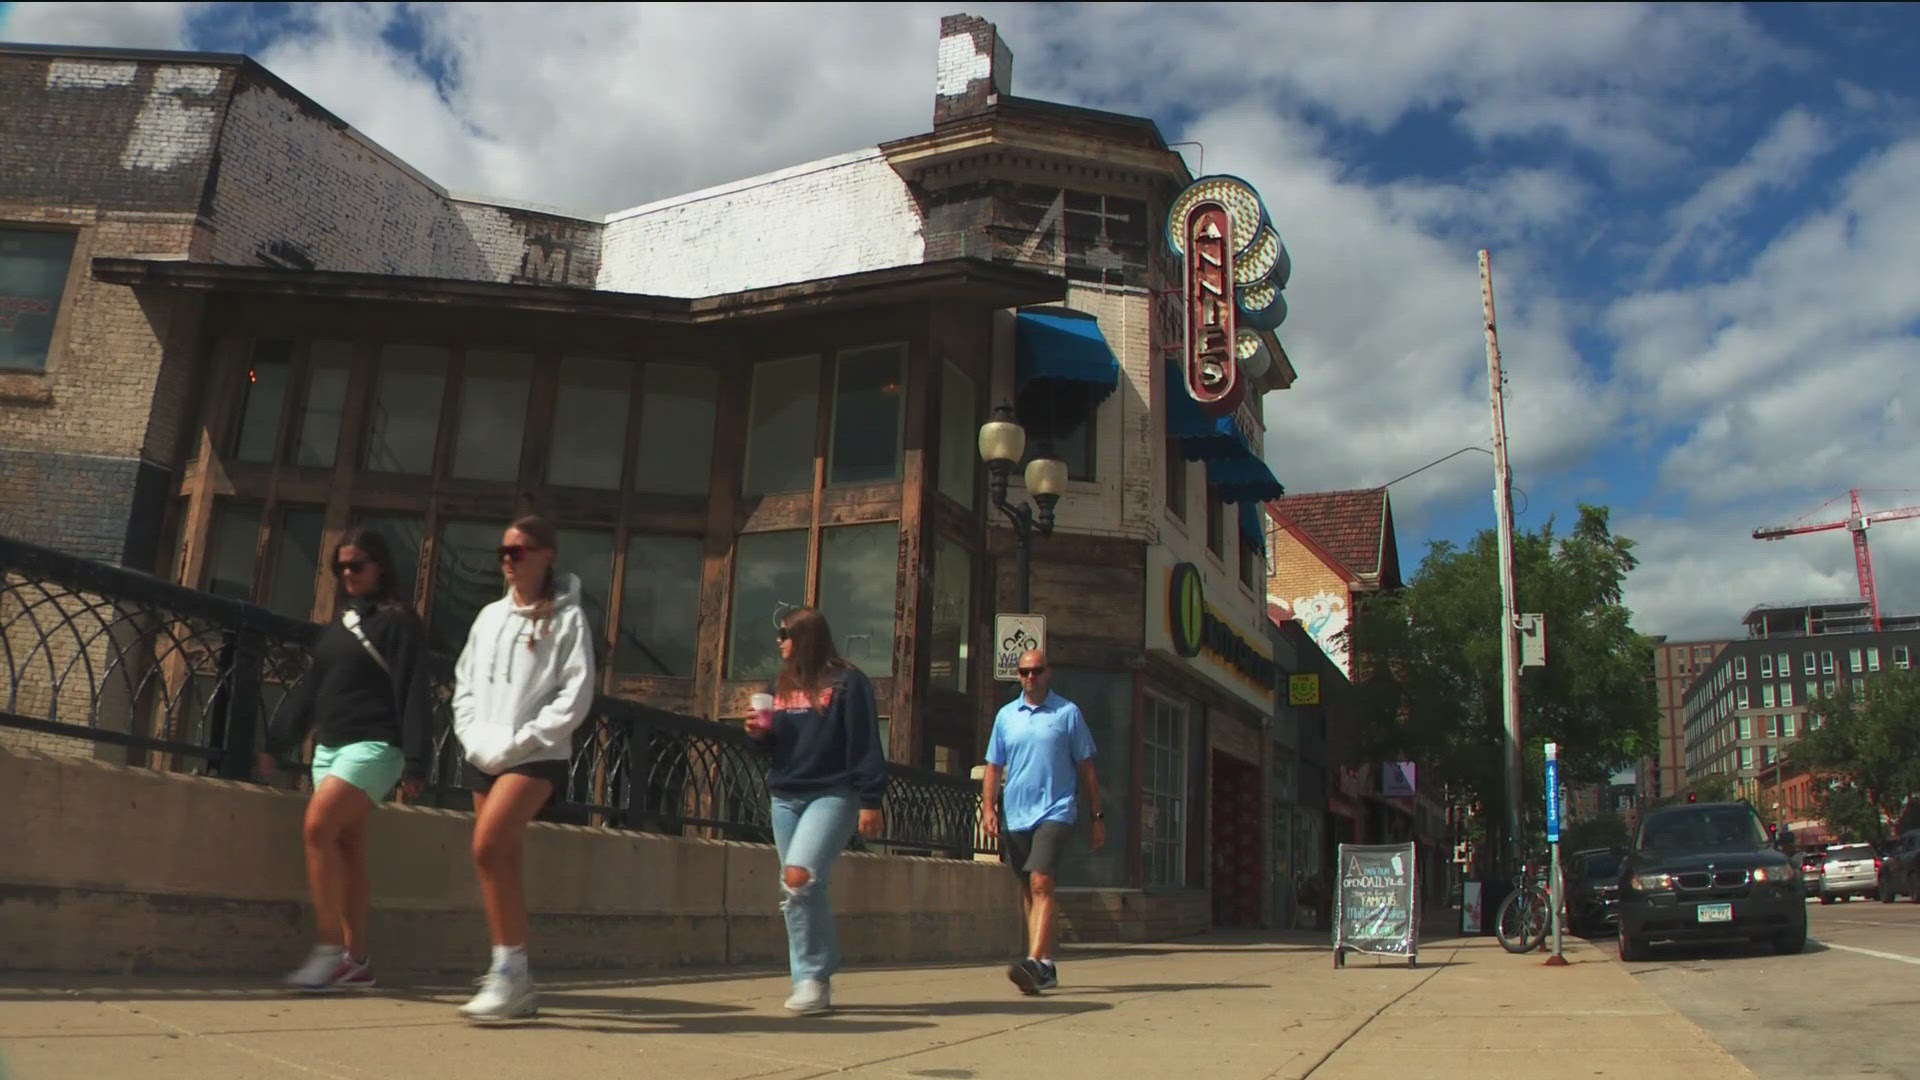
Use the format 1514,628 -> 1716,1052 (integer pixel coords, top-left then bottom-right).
748,693 -> 774,736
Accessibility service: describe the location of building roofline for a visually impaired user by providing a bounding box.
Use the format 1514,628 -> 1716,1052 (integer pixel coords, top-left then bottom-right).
0,41 -> 250,66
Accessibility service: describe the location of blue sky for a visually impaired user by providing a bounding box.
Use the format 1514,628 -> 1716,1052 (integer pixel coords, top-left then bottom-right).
6,2 -> 1919,641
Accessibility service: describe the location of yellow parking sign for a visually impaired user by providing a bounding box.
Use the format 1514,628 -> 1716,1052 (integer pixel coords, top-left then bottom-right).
1288,673 -> 1320,706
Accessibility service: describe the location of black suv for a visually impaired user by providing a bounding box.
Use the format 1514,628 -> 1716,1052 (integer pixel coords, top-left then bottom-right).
1617,801 -> 1807,961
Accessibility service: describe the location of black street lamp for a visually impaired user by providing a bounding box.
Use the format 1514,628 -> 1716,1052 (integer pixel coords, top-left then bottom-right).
978,401 -> 1068,613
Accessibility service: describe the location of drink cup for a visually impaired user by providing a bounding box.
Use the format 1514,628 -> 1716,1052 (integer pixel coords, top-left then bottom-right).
748,693 -> 775,736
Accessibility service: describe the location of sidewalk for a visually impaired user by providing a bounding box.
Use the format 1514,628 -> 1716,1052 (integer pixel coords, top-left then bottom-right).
0,931 -> 1754,1080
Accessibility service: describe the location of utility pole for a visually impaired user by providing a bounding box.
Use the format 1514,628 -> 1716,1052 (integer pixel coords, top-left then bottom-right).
1480,250 -> 1524,878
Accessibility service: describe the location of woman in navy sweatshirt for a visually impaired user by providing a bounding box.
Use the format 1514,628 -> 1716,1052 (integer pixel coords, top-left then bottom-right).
260,527 -> 433,993
746,606 -> 887,1015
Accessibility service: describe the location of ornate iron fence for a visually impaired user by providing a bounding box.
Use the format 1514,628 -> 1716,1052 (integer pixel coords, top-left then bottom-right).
0,535 -> 989,858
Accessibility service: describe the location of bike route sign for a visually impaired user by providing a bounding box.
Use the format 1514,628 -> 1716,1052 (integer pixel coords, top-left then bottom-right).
1332,841 -> 1419,967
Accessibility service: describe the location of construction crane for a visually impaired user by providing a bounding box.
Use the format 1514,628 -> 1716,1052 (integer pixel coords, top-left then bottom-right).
1753,488 -> 1920,631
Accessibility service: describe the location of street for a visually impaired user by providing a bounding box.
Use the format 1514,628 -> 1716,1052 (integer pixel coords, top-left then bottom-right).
1599,898 -> 1920,1080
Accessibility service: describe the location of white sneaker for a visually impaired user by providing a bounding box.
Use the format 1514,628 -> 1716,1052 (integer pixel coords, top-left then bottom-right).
784,979 -> 830,1015
459,968 -> 537,1021
283,945 -> 345,991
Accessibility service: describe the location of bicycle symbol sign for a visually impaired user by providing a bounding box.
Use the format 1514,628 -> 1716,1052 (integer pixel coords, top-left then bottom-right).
994,614 -> 1047,682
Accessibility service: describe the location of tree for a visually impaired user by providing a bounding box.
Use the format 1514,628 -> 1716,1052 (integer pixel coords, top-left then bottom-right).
1786,670 -> 1920,843
1345,505 -> 1656,863
1562,812 -> 1631,852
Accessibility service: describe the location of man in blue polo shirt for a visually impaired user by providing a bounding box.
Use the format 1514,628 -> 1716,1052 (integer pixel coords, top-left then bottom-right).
983,649 -> 1103,995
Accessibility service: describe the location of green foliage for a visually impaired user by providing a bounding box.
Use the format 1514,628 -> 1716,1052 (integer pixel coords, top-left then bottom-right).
1345,504 -> 1657,846
1786,670 -> 1920,841
1561,812 -> 1631,852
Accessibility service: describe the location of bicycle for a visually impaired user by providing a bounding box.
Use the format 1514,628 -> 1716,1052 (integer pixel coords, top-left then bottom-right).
1494,856 -> 1553,954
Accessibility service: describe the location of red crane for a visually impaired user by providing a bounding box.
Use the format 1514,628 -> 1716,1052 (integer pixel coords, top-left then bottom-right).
1753,488 -> 1920,631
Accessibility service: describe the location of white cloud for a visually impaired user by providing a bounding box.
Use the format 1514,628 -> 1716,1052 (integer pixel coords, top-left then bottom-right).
1,1 -> 198,49
1647,107 -> 1834,279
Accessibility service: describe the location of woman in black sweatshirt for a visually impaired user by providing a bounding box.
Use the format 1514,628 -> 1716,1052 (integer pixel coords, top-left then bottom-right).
260,527 -> 433,993
745,606 -> 887,1016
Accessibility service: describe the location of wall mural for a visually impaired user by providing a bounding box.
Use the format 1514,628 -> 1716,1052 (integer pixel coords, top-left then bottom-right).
1274,589 -> 1350,677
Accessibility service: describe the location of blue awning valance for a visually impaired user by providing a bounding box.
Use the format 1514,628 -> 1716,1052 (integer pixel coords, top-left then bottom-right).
1163,360 -> 1245,461
1015,308 -> 1120,403
1208,455 -> 1285,504
1240,500 -> 1267,557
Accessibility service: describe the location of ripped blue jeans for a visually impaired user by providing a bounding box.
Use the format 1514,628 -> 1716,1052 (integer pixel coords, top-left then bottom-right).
770,788 -> 859,987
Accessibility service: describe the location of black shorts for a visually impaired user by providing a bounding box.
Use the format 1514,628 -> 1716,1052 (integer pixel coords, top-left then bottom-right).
1002,821 -> 1074,876
462,759 -> 570,798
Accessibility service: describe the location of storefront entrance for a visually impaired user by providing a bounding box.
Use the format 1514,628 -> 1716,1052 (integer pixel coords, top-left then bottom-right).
1210,750 -> 1264,927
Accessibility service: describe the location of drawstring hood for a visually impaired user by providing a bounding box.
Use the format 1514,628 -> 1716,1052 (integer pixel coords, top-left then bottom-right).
452,572 -> 595,774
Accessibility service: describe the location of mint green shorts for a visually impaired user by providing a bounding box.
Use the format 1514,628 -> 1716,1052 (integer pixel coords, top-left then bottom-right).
311,741 -> 405,801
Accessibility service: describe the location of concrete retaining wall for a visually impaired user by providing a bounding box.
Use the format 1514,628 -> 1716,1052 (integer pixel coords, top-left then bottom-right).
0,747 -> 1022,976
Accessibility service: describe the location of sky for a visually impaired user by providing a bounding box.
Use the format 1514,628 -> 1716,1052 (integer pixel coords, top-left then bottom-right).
5,2 -> 1919,644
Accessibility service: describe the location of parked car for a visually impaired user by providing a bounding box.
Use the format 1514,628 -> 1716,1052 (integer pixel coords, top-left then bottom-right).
1616,801 -> 1806,961
1878,831 -> 1920,902
1799,850 -> 1826,897
1563,848 -> 1625,935
1820,843 -> 1880,903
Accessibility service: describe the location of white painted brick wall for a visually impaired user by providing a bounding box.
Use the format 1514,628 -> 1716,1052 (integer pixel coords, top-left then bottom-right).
597,148 -> 925,297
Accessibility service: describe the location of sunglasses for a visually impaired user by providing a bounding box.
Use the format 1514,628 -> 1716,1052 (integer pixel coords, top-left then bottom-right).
776,627 -> 791,642
1017,666 -> 1047,677
497,544 -> 547,563
332,559 -> 368,575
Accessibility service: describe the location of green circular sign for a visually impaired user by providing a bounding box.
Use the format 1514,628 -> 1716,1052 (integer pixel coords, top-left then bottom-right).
1169,562 -> 1205,658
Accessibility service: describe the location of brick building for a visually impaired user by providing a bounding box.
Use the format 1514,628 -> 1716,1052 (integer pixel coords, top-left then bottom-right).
0,15 -> 1299,933
1644,636 -> 1730,802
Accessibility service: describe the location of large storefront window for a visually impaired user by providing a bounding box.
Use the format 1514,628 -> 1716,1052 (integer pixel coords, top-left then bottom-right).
726,530 -> 808,680
744,356 -> 819,495
1143,694 -> 1187,887
430,519 -> 504,654
265,507 -> 325,619
0,228 -> 75,371
617,534 -> 704,677
928,536 -> 970,692
366,345 -> 448,475
634,363 -> 719,496
452,350 -> 533,482
818,522 -> 899,676
828,344 -> 905,485
233,340 -> 294,464
204,503 -> 260,601
295,342 -> 354,469
1050,666 -> 1134,889
555,527 -> 614,648
938,361 -> 976,507
549,356 -> 630,490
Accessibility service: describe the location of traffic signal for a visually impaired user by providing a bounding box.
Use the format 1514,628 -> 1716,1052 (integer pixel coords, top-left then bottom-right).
1687,792 -> 1698,803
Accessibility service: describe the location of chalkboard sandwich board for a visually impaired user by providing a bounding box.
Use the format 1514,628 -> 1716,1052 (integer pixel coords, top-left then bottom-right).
1332,841 -> 1419,968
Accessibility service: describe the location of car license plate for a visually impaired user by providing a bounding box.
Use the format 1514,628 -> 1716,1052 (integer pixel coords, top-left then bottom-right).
1697,903 -> 1733,923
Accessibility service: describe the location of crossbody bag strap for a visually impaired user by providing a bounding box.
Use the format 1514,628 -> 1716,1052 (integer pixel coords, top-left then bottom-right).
340,607 -> 391,674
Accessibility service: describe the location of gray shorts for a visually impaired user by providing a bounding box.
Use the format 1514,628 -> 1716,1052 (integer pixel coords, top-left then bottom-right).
1003,821 -> 1073,876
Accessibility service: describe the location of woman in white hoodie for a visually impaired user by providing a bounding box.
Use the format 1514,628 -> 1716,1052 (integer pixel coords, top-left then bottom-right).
450,515 -> 596,1021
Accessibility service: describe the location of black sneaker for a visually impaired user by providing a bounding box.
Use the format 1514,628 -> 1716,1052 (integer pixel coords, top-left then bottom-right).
1034,961 -> 1058,991
1007,958 -> 1042,996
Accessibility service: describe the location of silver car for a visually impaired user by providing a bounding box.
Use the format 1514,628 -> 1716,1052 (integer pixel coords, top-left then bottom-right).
1821,843 -> 1880,903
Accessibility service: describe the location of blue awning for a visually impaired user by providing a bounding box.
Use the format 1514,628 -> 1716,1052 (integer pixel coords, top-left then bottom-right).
1240,500 -> 1267,557
1208,455 -> 1286,503
1015,308 -> 1120,404
1164,360 -> 1246,461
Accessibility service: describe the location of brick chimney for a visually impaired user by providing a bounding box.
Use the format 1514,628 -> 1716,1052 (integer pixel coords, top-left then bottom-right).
934,14 -> 1012,126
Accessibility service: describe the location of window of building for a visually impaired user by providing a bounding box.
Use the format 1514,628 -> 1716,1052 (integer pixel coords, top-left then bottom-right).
1238,529 -> 1260,590
635,363 -> 720,496
1850,648 -> 1864,674
294,341 -> 354,469
352,512 -> 424,605
1760,655 -> 1773,678
1143,693 -> 1187,888
203,503 -> 261,601
1740,747 -> 1753,772
1762,684 -> 1775,708
1736,686 -> 1749,710
1695,645 -> 1713,662
616,534 -> 704,677
1738,715 -> 1752,739
1765,714 -> 1778,738
451,350 -> 533,482
1734,656 -> 1747,679
429,519 -> 507,655
265,507 -> 325,619
555,527 -> 615,647
1897,645 -> 1912,670
1868,647 -> 1881,672
818,523 -> 900,676
366,345 -> 449,475
1821,651 -> 1835,674
0,228 -> 76,372
726,530 -> 809,680
743,356 -> 820,495
1205,485 -> 1225,558
928,536 -> 971,693
1801,681 -> 1814,705
1761,745 -> 1773,767
1777,652 -> 1791,676
1804,651 -> 1816,674
1165,439 -> 1188,521
548,356 -> 631,490
233,340 -> 294,465
1783,715 -> 1796,738
828,344 -> 905,485
1824,678 -> 1837,697
937,362 -> 977,508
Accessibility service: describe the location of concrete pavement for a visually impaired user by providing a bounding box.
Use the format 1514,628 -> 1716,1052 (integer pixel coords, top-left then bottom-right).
0,930 -> 1756,1080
